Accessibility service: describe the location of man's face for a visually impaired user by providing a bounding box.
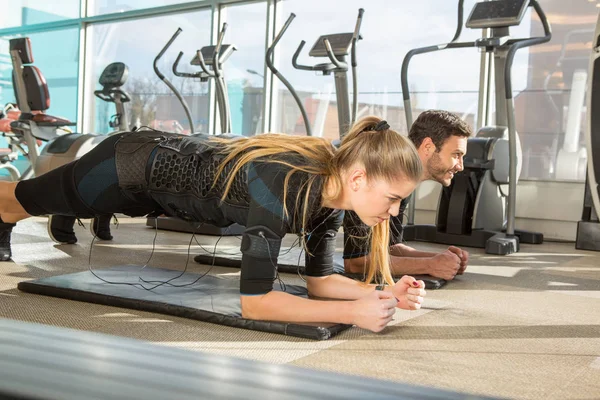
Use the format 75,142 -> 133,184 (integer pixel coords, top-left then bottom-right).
425,135 -> 467,186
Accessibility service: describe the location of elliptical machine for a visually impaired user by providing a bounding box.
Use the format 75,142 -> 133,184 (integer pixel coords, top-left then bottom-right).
576,12 -> 600,251
401,0 -> 551,255
152,23 -> 236,134
266,9 -> 364,138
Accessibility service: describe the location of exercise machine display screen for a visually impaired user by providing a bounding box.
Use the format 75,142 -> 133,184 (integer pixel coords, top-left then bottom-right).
190,44 -> 236,66
99,62 -> 128,88
466,0 -> 529,29
309,33 -> 354,57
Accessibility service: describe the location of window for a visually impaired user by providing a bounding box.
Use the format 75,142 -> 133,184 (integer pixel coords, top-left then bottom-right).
0,0 -> 79,28
83,9 -> 212,135
89,0 -> 194,16
220,2 -> 268,136
509,0 -> 597,181
271,0 -> 482,139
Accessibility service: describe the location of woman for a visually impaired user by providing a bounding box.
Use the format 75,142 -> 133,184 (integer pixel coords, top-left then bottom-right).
0,116 -> 426,333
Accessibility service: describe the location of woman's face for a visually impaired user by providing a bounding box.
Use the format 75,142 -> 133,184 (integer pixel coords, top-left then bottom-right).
350,173 -> 417,226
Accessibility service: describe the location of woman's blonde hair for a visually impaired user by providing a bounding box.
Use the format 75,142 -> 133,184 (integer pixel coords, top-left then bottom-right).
213,116 -> 422,287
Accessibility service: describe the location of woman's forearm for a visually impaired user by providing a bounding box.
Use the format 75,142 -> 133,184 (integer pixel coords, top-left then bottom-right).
306,274 -> 374,300
241,291 -> 355,324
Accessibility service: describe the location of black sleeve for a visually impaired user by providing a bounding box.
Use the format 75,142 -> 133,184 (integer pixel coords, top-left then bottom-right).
390,197 -> 409,246
240,159 -> 323,295
304,208 -> 344,277
342,198 -> 409,259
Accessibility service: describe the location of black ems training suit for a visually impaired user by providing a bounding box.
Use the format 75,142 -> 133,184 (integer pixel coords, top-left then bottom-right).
15,130 -> 343,294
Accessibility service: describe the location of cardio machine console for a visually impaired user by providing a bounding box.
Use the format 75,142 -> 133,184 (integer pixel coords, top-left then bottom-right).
98,62 -> 128,89
309,33 -> 356,58
190,44 -> 237,66
466,0 -> 529,29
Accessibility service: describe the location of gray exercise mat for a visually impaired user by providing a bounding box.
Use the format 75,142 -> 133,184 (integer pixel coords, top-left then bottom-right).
194,247 -> 447,290
17,265 -> 352,340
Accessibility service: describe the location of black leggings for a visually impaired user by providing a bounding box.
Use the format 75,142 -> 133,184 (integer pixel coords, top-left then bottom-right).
15,133 -> 158,218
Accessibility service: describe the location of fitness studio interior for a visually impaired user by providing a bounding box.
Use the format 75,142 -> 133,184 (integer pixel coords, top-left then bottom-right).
1,0 -> 599,399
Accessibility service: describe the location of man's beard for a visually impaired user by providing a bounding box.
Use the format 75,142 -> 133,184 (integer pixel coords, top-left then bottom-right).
427,152 -> 451,186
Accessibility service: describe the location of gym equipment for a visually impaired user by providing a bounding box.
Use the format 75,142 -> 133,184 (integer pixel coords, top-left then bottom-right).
0,319 -> 494,400
401,0 -> 551,255
576,14 -> 600,251
94,61 -> 131,133
150,24 -> 244,236
153,23 -> 236,135
8,38 -> 131,177
194,249 -> 446,290
0,104 -> 25,180
18,265 -> 351,340
266,9 -> 364,138
188,27 -> 236,134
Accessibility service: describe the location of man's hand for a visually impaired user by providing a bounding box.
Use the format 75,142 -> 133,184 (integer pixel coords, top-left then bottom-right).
392,275 -> 426,310
428,249 -> 461,280
447,246 -> 469,275
352,290 -> 398,332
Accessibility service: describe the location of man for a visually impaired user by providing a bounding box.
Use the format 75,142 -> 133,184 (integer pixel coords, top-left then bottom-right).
343,109 -> 472,281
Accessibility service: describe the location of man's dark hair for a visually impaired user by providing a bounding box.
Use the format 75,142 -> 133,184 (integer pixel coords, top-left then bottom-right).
408,110 -> 472,151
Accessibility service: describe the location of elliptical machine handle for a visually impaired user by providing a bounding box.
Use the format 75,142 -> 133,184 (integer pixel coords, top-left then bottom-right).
350,8 -> 365,125
266,13 -> 312,137
503,0 -> 552,100
451,0 -> 465,43
351,8 -> 364,68
266,13 -> 296,75
173,51 -> 192,78
153,27 -> 195,133
194,50 -> 215,77
292,41 -> 315,71
154,28 -> 182,80
173,51 -> 205,78
212,22 -> 228,79
323,39 -> 347,69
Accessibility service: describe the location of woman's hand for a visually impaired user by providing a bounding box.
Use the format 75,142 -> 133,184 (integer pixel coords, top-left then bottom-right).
392,275 -> 426,310
351,290 -> 398,332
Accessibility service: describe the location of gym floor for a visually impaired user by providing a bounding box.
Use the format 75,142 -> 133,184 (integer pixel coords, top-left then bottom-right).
2,216 -> 599,400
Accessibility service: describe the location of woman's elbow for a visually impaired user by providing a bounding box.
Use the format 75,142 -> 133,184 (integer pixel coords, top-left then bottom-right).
306,275 -> 329,297
240,293 -> 266,320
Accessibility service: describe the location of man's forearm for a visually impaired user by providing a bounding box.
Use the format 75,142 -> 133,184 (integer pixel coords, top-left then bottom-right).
390,243 -> 438,258
389,255 -> 432,275
345,253 -> 434,276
